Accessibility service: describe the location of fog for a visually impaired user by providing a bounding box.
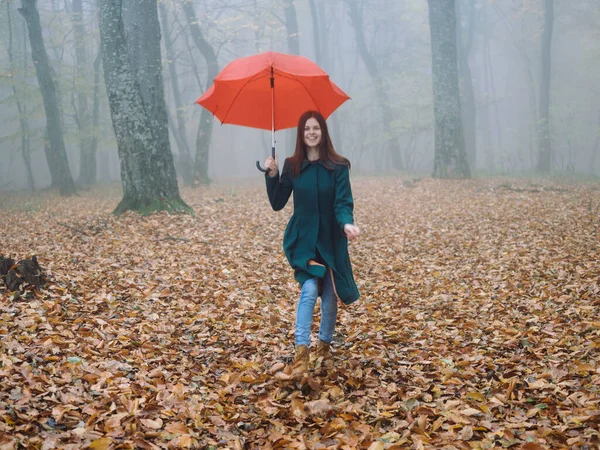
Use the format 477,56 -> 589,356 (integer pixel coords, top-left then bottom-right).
0,0 -> 598,191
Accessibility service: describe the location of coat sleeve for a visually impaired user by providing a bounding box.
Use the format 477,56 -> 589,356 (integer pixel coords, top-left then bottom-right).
333,164 -> 354,232
265,159 -> 293,211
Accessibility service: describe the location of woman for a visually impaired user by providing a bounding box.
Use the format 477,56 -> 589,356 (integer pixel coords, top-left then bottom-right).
264,110 -> 360,377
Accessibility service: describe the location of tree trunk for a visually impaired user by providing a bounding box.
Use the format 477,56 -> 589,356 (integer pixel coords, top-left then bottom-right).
427,0 -> 470,179
456,0 -> 477,171
481,21 -> 494,171
7,1 -> 34,191
85,0 -> 102,186
282,0 -> 300,158
308,0 -> 338,143
344,0 -> 403,170
121,0 -> 171,161
159,3 -> 194,186
72,0 -> 96,186
537,0 -> 554,172
99,0 -> 190,215
283,0 -> 300,55
87,46 -> 101,186
19,0 -> 76,195
484,14 -> 503,163
590,110 -> 600,176
308,0 -> 321,66
310,2 -> 343,157
182,1 -> 218,185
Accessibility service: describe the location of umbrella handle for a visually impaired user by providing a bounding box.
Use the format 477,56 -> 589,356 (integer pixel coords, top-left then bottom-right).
256,161 -> 268,173
256,146 -> 276,173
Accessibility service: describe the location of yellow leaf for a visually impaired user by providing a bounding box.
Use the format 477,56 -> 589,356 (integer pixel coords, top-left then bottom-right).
466,392 -> 486,402
526,408 -> 539,418
328,417 -> 347,432
570,416 -> 591,424
327,386 -> 345,400
89,437 -> 113,450
367,442 -> 385,450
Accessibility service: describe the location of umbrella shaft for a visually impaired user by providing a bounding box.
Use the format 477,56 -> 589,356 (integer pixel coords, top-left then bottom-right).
271,69 -> 275,151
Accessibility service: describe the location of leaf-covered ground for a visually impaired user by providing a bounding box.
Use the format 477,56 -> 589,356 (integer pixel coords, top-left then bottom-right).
1,177 -> 599,450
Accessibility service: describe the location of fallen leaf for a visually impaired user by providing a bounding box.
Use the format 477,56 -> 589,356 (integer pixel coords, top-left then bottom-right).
89,438 -> 113,450
304,399 -> 332,417
140,418 -> 163,430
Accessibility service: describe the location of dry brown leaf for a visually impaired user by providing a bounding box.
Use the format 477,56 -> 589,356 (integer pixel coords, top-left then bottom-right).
1,179 -> 598,448
519,444 -> 545,450
304,399 -> 332,417
88,438 -> 113,450
140,418 -> 163,430
367,442 -> 385,450
458,426 -> 473,441
165,422 -> 189,434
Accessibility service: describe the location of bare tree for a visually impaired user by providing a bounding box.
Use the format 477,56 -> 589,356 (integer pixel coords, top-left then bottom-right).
282,0 -> 300,55
427,0 -> 470,178
89,44 -> 102,184
99,0 -> 189,214
7,1 -> 34,190
537,0 -> 554,172
159,3 -> 194,186
493,3 -> 539,168
72,0 -> 96,186
344,0 -> 403,171
19,0 -> 76,195
590,110 -> 600,176
308,0 -> 321,65
182,1 -> 218,185
456,0 -> 477,170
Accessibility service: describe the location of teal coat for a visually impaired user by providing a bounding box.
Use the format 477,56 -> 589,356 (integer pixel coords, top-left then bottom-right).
266,158 -> 360,305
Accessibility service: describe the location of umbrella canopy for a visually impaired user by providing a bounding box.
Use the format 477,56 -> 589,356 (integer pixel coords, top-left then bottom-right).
196,51 -> 349,131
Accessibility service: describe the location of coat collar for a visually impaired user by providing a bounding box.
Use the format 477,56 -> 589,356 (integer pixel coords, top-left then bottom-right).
300,159 -> 326,172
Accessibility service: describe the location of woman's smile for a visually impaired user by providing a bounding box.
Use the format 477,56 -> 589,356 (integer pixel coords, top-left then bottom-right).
303,117 -> 322,148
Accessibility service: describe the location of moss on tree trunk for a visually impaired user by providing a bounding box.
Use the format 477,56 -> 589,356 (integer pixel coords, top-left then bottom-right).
113,194 -> 192,216
100,0 -> 191,215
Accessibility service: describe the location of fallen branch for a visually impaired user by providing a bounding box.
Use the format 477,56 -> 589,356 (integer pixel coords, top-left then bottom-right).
57,221 -> 88,236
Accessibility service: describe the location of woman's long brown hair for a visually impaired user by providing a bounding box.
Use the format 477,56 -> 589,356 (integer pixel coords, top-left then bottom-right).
287,110 -> 350,176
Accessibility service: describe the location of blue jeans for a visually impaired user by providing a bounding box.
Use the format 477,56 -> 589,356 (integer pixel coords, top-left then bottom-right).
295,270 -> 338,346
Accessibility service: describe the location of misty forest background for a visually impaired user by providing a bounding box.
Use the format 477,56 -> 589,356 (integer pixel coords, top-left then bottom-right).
2,1 -> 600,448
0,0 -> 599,196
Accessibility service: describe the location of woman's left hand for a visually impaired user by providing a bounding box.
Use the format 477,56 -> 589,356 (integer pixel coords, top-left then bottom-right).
344,224 -> 360,241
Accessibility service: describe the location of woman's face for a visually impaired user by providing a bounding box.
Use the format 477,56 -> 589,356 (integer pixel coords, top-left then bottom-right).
303,117 -> 322,149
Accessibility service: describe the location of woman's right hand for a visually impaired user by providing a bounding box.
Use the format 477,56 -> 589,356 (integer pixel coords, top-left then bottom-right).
265,153 -> 278,177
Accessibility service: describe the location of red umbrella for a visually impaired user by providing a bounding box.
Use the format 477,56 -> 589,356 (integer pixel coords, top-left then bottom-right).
196,51 -> 350,172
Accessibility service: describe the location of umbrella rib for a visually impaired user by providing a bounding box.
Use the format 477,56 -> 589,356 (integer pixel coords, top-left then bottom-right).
277,72 -> 328,115
219,70 -> 270,126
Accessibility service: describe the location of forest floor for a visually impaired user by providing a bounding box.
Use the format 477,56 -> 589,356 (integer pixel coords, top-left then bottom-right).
1,176 -> 599,449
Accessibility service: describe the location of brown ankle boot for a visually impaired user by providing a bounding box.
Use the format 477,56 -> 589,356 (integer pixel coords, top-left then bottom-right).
315,340 -> 334,372
291,345 -> 309,378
